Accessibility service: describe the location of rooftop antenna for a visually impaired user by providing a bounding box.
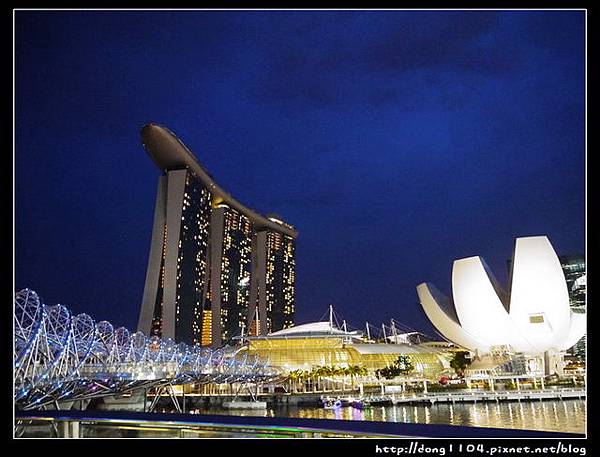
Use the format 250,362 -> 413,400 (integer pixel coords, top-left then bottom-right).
366,322 -> 371,342
391,319 -> 398,343
382,323 -> 387,343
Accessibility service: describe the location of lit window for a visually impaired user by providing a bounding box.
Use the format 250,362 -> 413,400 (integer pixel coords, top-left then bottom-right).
529,314 -> 545,324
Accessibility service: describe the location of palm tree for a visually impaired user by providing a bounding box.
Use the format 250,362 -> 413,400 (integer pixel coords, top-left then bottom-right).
287,370 -> 298,391
312,365 -> 323,390
325,366 -> 335,390
313,366 -> 327,391
347,365 -> 367,389
288,369 -> 305,392
300,369 -> 310,392
293,369 -> 307,392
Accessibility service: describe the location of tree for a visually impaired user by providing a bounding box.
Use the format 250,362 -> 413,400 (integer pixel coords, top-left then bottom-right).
312,366 -> 326,390
449,351 -> 472,378
356,365 -> 368,377
375,356 -> 414,380
376,365 -> 400,379
346,365 -> 366,388
396,355 -> 414,375
287,369 -> 302,392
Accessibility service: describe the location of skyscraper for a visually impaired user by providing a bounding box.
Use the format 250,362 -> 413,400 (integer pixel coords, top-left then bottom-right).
137,124 -> 297,347
249,228 -> 296,335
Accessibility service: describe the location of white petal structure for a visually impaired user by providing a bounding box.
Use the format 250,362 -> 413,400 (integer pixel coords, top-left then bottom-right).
563,312 -> 587,350
508,236 -> 572,352
417,282 -> 491,353
417,236 -> 586,355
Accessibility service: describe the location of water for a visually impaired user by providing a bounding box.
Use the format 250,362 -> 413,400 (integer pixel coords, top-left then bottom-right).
187,399 -> 586,434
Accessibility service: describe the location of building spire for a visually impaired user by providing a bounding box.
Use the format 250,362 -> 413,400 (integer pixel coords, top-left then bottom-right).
329,304 -> 334,334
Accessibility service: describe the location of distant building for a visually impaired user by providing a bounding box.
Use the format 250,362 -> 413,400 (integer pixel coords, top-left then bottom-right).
137,124 -> 297,347
559,255 -> 586,310
559,255 -> 586,358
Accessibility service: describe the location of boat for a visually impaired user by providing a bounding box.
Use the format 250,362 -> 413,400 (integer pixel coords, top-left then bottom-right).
350,399 -> 370,409
340,397 -> 354,406
368,396 -> 393,406
223,401 -> 267,410
321,397 -> 342,409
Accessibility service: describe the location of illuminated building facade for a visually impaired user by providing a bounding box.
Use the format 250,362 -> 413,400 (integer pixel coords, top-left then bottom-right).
238,322 -> 451,379
137,124 -> 297,347
249,230 -> 296,334
141,168 -> 212,345
210,205 -> 253,345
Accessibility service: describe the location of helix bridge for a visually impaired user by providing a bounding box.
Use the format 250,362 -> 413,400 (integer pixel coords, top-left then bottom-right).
14,288 -> 282,411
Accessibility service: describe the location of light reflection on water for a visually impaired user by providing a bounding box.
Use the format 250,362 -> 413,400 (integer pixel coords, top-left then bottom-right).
191,399 -> 585,434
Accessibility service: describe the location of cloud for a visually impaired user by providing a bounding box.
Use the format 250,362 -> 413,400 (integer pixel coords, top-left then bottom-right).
250,12 -> 522,110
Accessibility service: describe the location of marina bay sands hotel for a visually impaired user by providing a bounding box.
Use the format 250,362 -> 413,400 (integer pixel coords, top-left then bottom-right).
137,124 -> 297,348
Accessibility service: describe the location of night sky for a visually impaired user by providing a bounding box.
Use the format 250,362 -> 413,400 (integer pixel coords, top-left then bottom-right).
15,10 -> 585,337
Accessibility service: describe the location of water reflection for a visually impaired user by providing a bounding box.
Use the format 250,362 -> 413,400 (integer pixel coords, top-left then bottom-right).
351,407 -> 363,421
333,407 -> 343,420
190,399 -> 585,434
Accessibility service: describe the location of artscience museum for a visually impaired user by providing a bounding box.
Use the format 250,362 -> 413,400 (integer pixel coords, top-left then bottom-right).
417,236 -> 586,376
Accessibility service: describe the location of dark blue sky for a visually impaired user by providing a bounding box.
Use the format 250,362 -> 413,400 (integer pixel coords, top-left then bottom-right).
15,10 -> 585,336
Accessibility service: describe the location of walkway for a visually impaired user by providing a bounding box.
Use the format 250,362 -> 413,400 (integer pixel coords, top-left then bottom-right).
361,387 -> 585,405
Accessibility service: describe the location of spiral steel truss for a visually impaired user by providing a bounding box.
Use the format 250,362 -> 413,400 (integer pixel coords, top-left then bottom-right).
14,289 -> 280,410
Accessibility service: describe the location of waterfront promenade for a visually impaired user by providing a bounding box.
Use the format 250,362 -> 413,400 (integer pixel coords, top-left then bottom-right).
143,385 -> 585,410
356,387 -> 585,406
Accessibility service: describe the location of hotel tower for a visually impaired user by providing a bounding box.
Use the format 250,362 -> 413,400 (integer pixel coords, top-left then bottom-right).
137,124 -> 297,347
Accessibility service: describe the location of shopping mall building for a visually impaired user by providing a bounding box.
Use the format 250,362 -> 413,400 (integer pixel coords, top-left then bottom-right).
235,321 -> 455,380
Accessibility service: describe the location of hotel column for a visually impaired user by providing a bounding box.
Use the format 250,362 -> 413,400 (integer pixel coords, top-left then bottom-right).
138,176 -> 167,334
209,207 -> 225,348
249,231 -> 268,335
161,169 -> 187,340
